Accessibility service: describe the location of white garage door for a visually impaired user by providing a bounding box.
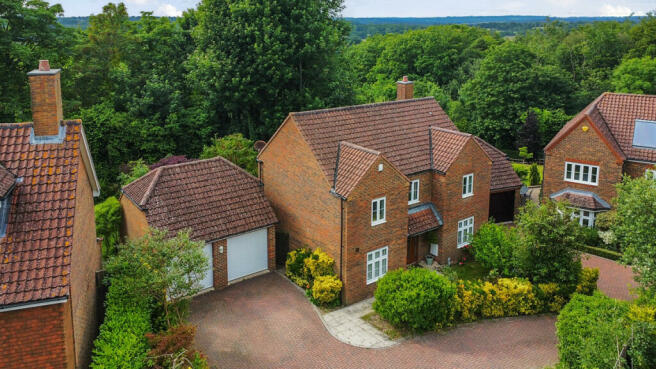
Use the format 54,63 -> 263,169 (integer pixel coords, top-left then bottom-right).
227,228 -> 268,282
199,243 -> 214,290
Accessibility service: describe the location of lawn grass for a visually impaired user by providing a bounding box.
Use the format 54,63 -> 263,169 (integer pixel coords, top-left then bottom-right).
361,311 -> 409,339
443,261 -> 490,282
511,163 -> 543,186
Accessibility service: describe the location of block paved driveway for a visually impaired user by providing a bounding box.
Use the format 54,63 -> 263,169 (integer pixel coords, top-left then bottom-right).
190,272 -> 558,369
582,253 -> 636,301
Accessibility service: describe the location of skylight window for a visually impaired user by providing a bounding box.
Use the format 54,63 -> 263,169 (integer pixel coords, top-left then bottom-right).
633,120 -> 656,149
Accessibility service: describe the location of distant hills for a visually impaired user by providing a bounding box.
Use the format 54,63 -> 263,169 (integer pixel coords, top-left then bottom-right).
58,15 -> 639,42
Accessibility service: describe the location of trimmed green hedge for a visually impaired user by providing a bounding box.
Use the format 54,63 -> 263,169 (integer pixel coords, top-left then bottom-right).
90,282 -> 152,369
583,245 -> 622,261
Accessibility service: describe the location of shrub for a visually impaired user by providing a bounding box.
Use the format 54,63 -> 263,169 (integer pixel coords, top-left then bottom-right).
579,226 -> 602,247
470,222 -> 517,276
373,268 -> 456,331
575,268 -> 599,295
582,245 -> 622,261
91,282 -> 153,369
528,163 -> 541,185
303,248 -> 335,280
512,163 -> 529,180
285,248 -> 312,283
514,202 -> 583,286
95,196 -> 122,258
455,278 -> 541,321
556,292 -> 630,369
118,158 -> 150,186
146,324 -> 209,369
199,133 -> 257,175
535,282 -> 567,312
310,275 -> 342,306
595,210 -> 616,232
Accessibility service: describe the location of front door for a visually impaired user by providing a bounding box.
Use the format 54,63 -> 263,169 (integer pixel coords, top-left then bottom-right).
407,236 -> 419,265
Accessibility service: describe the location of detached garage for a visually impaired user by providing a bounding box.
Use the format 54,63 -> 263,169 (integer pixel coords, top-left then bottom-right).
120,156 -> 278,292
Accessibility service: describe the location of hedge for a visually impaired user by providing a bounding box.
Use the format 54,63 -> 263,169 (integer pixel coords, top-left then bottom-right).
90,282 -> 153,369
583,245 -> 622,261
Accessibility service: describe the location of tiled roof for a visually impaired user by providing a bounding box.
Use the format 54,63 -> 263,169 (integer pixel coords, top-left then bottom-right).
333,142 -> 380,198
545,93 -> 656,163
0,164 -> 17,198
550,188 -> 611,211
430,127 -> 472,173
291,98 -> 457,181
408,203 -> 443,236
0,122 -> 84,306
122,156 -> 277,242
474,137 -> 523,190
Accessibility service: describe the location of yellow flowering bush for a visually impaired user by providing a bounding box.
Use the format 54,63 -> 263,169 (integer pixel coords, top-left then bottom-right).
575,267 -> 599,295
311,275 -> 342,306
303,248 -> 335,279
454,281 -> 485,322
535,282 -> 566,312
285,248 -> 312,285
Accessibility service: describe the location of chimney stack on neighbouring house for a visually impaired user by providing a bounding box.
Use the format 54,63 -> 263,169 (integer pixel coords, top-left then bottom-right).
27,60 -> 63,137
396,75 -> 414,101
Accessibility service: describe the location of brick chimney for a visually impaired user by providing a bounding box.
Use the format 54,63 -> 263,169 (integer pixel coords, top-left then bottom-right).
27,60 -> 63,137
396,75 -> 414,101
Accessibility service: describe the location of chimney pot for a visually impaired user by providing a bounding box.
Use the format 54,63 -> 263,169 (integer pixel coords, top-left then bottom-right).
396,75 -> 414,101
38,60 -> 50,71
402,75 -> 409,82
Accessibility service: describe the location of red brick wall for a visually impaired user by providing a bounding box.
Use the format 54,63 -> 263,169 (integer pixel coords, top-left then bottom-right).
343,156 -> 409,304
70,159 -> 101,369
28,72 -> 63,136
258,117 -> 341,260
120,195 -> 149,241
212,239 -> 228,289
543,118 -> 623,205
432,139 -> 491,265
407,171 -> 433,206
623,160 -> 656,179
0,301 -> 75,369
267,226 -> 276,271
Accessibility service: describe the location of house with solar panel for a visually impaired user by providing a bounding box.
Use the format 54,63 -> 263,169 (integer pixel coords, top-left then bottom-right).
543,92 -> 656,227
257,77 -> 522,304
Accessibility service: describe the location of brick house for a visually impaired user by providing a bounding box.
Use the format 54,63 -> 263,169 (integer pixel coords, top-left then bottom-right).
0,61 -> 102,368
543,92 -> 656,226
120,156 -> 278,291
257,77 -> 521,304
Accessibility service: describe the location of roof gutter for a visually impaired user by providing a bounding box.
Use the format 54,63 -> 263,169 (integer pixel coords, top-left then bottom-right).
0,297 -> 67,313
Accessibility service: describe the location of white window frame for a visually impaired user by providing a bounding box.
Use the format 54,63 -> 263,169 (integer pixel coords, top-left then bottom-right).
462,173 -> 474,198
645,169 -> 656,180
457,216 -> 474,248
572,208 -> 596,228
366,246 -> 388,284
408,179 -> 420,205
371,197 -> 386,226
564,162 -> 599,186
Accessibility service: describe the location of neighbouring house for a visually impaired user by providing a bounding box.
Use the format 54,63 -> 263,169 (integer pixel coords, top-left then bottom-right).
0,61 -> 102,369
120,156 -> 278,291
543,92 -> 656,227
257,77 -> 521,304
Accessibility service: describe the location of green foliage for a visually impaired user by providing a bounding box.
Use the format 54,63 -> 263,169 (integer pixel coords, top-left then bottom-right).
118,159 -> 150,186
285,248 -> 313,286
145,324 -> 209,369
310,275 -> 342,306
518,146 -> 534,160
91,281 -> 152,369
373,268 -> 456,331
514,202 -> 583,286
612,56 -> 656,95
94,196 -> 122,258
286,248 -> 341,306
556,293 -> 630,369
470,222 -> 517,276
579,226 -> 602,247
303,248 -> 335,280
613,176 -> 656,292
517,110 -> 541,156
512,163 -> 529,181
525,107 -> 573,147
576,268 -> 599,296
595,209 -> 617,231
528,163 -> 541,185
582,245 -> 622,261
199,133 -> 257,175
105,228 -> 209,328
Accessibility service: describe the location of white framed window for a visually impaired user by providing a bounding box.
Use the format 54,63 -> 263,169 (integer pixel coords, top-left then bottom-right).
462,173 -> 474,198
564,162 -> 599,186
408,179 -> 420,204
366,246 -> 388,284
457,216 -> 474,248
572,208 -> 596,228
371,197 -> 386,226
645,169 -> 656,180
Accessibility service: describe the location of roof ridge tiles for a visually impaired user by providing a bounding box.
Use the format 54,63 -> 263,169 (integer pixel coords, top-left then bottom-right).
339,141 -> 381,156
430,126 -> 472,137
291,97 -> 436,117
139,167 -> 162,207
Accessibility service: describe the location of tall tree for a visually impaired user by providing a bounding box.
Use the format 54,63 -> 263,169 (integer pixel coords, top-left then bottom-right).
516,109 -> 541,155
187,0 -> 353,139
612,56 -> 656,95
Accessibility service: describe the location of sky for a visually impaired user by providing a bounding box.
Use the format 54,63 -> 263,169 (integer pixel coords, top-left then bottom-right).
57,0 -> 654,18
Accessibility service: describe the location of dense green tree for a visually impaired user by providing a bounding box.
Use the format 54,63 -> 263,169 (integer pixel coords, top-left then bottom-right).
0,0 -> 76,122
524,107 -> 572,147
188,0 -> 353,138
199,133 -> 257,175
629,12 -> 656,58
457,42 -> 574,148
612,57 -> 656,95
516,110 -> 541,155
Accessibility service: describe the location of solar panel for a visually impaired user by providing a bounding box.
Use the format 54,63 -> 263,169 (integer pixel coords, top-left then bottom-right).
633,120 -> 656,149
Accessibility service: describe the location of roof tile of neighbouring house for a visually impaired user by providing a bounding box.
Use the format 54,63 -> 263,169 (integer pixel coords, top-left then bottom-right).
545,93 -> 656,162
430,127 -> 474,173
549,188 -> 611,211
408,203 -> 443,236
122,156 -> 278,242
333,142 -> 380,198
291,97 -> 457,180
0,121 -> 83,306
474,137 -> 523,190
0,164 -> 17,198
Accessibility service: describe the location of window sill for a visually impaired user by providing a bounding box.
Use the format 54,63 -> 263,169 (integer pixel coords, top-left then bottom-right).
564,179 -> 598,186
371,220 -> 387,227
408,199 -> 419,205
457,243 -> 469,249
461,193 -> 474,199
